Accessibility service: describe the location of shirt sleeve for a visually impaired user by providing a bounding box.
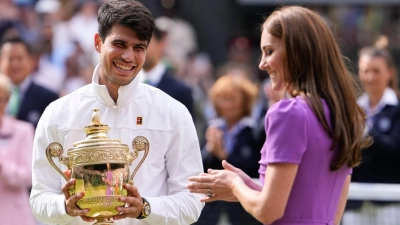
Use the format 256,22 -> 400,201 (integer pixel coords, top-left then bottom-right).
29,103 -> 77,225
142,103 -> 204,225
264,98 -> 308,164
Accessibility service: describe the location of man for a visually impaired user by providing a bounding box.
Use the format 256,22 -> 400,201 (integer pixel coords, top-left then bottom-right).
139,25 -> 194,116
0,37 -> 59,128
29,1 -> 204,225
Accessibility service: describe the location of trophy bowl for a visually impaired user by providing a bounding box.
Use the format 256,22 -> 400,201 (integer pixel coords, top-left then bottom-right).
46,109 -> 149,225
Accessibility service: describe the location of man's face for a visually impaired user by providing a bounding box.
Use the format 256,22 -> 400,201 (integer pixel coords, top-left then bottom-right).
95,24 -> 148,87
0,42 -> 33,85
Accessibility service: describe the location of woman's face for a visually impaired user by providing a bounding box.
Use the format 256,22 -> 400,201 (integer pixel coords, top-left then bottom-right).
215,88 -> 244,123
259,30 -> 288,91
359,55 -> 392,97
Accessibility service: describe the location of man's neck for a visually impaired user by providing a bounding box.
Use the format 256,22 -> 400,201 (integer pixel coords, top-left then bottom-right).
99,75 -> 119,103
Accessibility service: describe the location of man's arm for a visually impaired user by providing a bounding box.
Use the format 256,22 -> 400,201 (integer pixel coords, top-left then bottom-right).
29,104 -> 77,225
143,103 -> 205,225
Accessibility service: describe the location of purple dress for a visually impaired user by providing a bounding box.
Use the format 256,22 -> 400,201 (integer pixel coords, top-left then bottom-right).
258,96 -> 351,225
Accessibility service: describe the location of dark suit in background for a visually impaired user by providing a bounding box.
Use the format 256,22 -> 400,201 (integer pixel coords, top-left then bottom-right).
346,102 -> 400,210
17,81 -> 59,128
140,24 -> 194,118
156,70 -> 193,117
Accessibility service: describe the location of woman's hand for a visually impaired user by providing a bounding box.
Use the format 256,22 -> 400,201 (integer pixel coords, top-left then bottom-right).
205,127 -> 226,160
221,160 -> 262,191
187,167 -> 244,202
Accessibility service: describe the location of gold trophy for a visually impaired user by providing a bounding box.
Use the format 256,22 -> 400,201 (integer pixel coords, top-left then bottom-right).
46,109 -> 149,225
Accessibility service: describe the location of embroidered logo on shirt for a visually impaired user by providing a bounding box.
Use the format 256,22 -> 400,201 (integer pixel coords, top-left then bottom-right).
136,117 -> 143,125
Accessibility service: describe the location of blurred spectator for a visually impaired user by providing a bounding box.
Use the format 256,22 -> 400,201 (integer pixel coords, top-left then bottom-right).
185,52 -> 214,94
59,42 -> 92,96
0,0 -> 19,22
343,36 -> 400,225
252,77 -> 286,150
184,51 -> 215,142
0,20 -> 20,41
68,0 -> 100,65
139,25 -> 194,117
0,1 -> 37,42
196,74 -> 262,225
0,73 -> 35,225
30,21 -> 65,93
34,0 -> 61,22
50,0 -> 81,70
0,37 -> 58,128
216,36 -> 258,82
11,4 -> 41,44
156,0 -> 198,78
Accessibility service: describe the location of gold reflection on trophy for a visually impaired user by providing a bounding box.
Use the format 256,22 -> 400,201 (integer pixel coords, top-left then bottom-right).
46,109 -> 149,224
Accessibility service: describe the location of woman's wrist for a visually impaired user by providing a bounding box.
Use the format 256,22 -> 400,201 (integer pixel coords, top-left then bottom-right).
231,174 -> 245,192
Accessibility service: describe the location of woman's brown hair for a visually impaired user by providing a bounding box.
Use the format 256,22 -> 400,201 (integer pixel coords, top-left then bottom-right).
263,6 -> 369,170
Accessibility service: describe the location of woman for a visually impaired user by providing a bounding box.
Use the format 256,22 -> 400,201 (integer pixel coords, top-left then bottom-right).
202,74 -> 261,177
343,41 -> 400,224
197,74 -> 263,225
0,73 -> 35,225
188,6 -> 368,225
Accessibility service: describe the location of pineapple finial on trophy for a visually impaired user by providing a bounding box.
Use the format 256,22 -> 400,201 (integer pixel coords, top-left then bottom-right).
91,108 -> 101,125
83,108 -> 109,139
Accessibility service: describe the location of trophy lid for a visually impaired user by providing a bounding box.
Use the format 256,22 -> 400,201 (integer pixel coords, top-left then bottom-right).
66,109 -> 135,168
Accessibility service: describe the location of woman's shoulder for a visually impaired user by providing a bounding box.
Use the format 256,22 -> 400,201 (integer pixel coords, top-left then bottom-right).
267,96 -> 310,120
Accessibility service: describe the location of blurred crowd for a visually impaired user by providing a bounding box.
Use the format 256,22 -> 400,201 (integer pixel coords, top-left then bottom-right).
1,0 -> 400,225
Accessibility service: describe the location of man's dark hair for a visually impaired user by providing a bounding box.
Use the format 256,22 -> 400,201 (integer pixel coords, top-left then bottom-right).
0,36 -> 33,56
97,0 -> 155,44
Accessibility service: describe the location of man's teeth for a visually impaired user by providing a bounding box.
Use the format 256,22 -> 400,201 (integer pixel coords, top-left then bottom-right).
115,62 -> 132,71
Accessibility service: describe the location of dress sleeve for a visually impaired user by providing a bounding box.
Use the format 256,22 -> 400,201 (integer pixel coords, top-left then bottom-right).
264,98 -> 308,164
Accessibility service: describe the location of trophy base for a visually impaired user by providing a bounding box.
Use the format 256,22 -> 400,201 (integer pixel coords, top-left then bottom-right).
77,196 -> 125,218
94,217 -> 114,225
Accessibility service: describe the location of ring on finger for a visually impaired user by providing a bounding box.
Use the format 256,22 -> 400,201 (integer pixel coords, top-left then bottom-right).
206,188 -> 213,197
